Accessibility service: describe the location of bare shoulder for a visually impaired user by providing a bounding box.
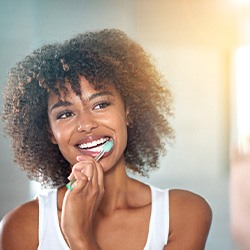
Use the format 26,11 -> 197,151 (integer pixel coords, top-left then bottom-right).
166,189 -> 212,249
0,199 -> 39,250
169,189 -> 212,218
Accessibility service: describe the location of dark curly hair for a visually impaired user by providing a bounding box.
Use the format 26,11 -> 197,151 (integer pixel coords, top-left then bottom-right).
2,29 -> 174,187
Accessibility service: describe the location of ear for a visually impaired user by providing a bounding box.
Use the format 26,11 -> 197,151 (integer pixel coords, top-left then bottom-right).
47,125 -> 58,144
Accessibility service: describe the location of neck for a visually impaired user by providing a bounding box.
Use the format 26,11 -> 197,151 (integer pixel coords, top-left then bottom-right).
98,157 -> 132,215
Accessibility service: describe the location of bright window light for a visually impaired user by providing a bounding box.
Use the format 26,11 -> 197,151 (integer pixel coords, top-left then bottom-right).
235,46 -> 250,140
230,0 -> 250,6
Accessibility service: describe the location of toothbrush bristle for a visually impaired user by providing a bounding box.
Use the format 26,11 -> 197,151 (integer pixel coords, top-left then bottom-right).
102,140 -> 114,152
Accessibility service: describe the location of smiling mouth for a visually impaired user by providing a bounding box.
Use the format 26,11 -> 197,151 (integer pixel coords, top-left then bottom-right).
75,137 -> 110,151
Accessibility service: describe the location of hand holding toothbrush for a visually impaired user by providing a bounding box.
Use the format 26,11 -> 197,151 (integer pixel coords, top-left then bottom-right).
61,155 -> 104,249
61,140 -> 113,248
66,140 -> 113,190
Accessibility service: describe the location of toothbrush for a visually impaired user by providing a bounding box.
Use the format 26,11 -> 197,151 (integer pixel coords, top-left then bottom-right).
66,140 -> 114,190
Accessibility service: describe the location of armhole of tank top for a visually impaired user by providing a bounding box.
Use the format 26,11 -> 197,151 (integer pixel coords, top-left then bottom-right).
38,193 -> 45,248
164,189 -> 170,245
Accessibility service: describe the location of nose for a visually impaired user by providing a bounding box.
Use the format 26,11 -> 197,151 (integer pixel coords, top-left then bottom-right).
77,112 -> 98,133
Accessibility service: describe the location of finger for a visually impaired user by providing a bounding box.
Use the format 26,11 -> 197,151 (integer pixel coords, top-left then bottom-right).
71,160 -> 94,180
67,171 -> 75,181
95,162 -> 104,190
89,159 -> 98,186
71,177 -> 89,193
76,155 -> 84,161
80,162 -> 93,181
89,161 -> 104,200
76,155 -> 92,162
66,172 -> 90,192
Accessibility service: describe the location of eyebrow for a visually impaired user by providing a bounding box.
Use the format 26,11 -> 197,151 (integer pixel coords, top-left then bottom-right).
88,91 -> 114,101
50,100 -> 72,112
50,90 -> 114,112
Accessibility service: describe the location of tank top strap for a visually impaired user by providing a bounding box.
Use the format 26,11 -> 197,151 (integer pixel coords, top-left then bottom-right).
144,185 -> 170,249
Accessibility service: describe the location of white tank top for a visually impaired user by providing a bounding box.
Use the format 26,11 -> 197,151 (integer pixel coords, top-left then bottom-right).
38,185 -> 169,249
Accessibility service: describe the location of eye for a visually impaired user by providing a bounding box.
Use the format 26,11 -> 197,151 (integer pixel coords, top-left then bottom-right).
93,101 -> 111,110
56,110 -> 74,119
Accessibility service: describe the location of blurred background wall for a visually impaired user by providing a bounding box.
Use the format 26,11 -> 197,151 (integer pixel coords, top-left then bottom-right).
0,0 -> 248,249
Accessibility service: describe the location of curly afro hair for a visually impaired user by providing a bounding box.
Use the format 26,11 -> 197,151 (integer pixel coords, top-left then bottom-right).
2,29 -> 174,187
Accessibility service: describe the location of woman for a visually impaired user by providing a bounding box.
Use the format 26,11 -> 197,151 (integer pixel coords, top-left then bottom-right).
0,29 -> 212,249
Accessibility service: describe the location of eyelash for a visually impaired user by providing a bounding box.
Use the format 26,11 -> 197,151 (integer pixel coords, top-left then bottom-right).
93,101 -> 111,110
56,110 -> 74,120
55,101 -> 111,119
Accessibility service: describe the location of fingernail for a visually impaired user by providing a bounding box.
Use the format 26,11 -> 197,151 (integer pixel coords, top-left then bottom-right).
87,176 -> 91,181
67,174 -> 73,180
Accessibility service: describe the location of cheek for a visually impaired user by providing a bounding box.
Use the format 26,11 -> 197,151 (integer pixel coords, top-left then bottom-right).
116,115 -> 129,144
111,111 -> 128,132
53,129 -> 68,142
49,117 -> 73,141
50,125 -> 68,145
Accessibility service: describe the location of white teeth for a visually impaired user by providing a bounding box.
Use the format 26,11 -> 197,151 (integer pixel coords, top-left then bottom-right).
77,137 -> 109,149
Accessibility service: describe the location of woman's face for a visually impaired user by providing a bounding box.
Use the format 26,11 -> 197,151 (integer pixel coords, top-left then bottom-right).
47,76 -> 129,172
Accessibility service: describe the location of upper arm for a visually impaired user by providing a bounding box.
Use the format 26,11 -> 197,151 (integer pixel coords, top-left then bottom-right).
0,200 -> 39,250
165,189 -> 212,250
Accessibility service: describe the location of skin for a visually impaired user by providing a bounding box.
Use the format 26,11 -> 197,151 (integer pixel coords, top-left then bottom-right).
0,77 -> 212,250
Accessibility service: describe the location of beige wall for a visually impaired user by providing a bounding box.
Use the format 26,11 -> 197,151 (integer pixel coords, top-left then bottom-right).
133,0 -> 233,181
